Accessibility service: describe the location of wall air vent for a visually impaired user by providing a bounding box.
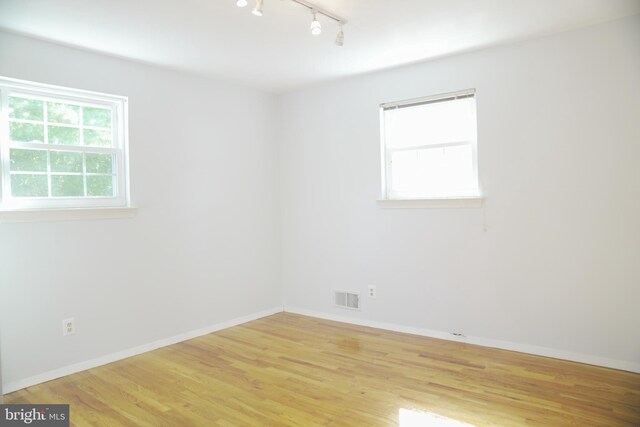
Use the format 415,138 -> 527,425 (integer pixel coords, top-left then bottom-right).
334,290 -> 361,310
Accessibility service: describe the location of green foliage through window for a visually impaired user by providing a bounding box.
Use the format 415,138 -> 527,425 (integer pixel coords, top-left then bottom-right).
10,149 -> 48,172
86,153 -> 113,174
50,151 -> 83,173
87,176 -> 114,197
9,96 -> 44,121
10,122 -> 44,143
51,175 -> 84,197
83,107 -> 111,128
49,126 -> 81,145
11,174 -> 48,197
47,102 -> 80,125
1,81 -> 127,208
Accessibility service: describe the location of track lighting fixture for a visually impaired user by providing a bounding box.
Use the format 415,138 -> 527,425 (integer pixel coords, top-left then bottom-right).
252,0 -> 264,16
236,0 -> 346,46
310,10 -> 322,36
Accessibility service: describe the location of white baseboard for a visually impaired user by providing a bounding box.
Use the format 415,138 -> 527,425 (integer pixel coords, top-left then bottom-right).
284,306 -> 640,374
3,306 -> 283,394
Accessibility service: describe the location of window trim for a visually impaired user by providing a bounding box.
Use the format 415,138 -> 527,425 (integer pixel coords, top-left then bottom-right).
0,207 -> 138,224
379,89 -> 481,204
0,76 -> 130,211
376,197 -> 484,209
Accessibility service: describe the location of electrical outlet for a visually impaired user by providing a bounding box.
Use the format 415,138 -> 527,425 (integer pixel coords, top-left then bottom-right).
368,285 -> 377,298
62,318 -> 76,336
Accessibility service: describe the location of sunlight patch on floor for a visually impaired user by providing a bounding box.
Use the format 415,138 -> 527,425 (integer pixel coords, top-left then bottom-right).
399,409 -> 475,427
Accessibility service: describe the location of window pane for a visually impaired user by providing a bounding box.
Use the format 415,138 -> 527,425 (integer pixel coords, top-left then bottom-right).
47,102 -> 80,125
10,149 -> 48,172
83,107 -> 111,128
85,153 -> 113,174
9,96 -> 44,121
48,126 -> 80,145
87,175 -> 114,197
390,144 -> 475,197
10,122 -> 45,143
50,151 -> 83,173
384,97 -> 476,149
84,129 -> 112,147
51,175 -> 84,197
11,174 -> 48,197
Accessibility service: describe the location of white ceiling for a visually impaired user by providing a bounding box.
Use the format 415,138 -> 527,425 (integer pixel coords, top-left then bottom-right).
1,0 -> 639,93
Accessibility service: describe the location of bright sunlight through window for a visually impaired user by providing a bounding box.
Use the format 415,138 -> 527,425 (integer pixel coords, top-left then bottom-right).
0,76 -> 129,210
380,89 -> 479,200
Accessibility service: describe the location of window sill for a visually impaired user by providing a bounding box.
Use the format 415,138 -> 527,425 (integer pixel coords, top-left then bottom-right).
0,207 -> 138,224
377,197 -> 484,209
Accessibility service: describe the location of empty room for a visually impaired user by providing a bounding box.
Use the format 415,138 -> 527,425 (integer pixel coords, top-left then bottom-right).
0,0 -> 639,425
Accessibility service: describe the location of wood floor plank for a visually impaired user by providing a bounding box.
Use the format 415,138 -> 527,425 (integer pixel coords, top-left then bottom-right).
5,313 -> 640,426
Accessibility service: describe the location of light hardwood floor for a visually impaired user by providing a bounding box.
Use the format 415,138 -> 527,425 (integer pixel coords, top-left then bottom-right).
5,313 -> 640,426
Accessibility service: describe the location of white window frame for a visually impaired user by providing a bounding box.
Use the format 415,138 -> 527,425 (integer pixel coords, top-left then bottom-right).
0,76 -> 130,211
379,89 -> 482,207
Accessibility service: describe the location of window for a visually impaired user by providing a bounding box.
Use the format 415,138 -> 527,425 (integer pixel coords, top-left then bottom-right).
0,77 -> 129,211
380,89 -> 480,201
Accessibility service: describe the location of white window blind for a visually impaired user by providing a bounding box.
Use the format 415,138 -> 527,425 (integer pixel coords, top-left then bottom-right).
380,89 -> 479,200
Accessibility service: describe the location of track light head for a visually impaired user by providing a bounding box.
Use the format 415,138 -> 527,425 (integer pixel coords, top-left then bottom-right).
335,22 -> 344,46
252,0 -> 263,16
310,10 -> 322,35
236,0 -> 248,7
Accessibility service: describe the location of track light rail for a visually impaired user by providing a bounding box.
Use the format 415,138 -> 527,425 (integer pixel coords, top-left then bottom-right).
236,0 -> 347,45
289,0 -> 347,25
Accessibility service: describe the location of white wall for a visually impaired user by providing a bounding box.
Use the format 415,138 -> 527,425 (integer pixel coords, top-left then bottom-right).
0,32 -> 282,388
280,16 -> 640,369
